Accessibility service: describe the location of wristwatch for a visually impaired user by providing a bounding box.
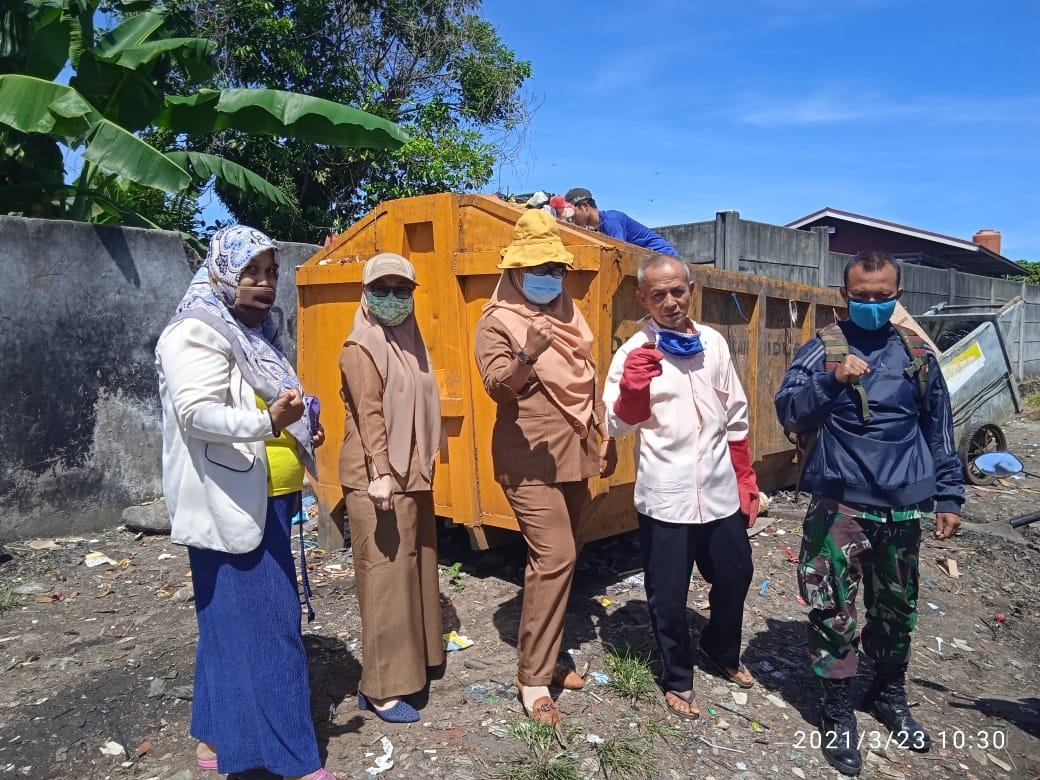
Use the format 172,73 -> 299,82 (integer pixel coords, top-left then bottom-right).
517,350 -> 537,365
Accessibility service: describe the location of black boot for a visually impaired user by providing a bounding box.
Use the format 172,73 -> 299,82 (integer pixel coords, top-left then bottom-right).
819,677 -> 862,776
864,663 -> 931,752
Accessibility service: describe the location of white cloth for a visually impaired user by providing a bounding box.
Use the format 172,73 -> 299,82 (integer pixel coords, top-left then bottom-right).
157,318 -> 275,553
603,320 -> 748,524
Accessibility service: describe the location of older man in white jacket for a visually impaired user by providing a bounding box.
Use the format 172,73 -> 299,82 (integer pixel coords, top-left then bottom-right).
603,253 -> 759,719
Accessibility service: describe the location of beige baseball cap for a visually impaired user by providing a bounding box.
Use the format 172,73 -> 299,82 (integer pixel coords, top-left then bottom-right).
363,252 -> 418,286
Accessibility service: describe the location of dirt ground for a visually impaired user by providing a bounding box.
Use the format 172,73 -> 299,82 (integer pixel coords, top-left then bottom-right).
1,419 -> 1038,780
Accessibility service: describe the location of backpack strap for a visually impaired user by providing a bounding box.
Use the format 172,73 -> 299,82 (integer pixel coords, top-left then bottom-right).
893,324 -> 931,411
816,323 -> 871,422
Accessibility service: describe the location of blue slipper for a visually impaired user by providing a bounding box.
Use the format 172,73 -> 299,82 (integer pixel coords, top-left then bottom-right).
357,692 -> 420,723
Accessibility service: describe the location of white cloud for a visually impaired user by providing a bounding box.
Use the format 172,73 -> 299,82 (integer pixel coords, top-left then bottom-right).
733,90 -> 1040,126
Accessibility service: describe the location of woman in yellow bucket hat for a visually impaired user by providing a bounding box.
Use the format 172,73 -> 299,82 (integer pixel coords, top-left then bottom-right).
474,209 -> 617,725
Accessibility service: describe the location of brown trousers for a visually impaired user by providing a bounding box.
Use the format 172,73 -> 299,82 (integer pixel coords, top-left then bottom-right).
344,489 -> 444,699
503,480 -> 589,686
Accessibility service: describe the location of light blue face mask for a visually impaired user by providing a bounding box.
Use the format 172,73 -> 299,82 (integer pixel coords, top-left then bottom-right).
521,273 -> 563,305
847,298 -> 898,331
656,328 -> 704,357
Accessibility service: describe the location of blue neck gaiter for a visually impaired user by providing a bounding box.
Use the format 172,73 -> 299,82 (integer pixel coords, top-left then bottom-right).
521,273 -> 563,305
847,298 -> 898,331
656,328 -> 704,357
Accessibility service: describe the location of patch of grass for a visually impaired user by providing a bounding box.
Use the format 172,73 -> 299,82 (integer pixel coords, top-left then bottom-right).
639,714 -> 682,745
441,561 -> 466,592
604,645 -> 658,703
596,733 -> 656,779
0,584 -> 26,613
495,716 -> 581,780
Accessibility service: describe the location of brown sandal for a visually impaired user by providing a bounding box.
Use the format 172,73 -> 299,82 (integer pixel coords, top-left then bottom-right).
516,679 -> 561,726
664,689 -> 701,719
551,663 -> 585,690
701,654 -> 756,689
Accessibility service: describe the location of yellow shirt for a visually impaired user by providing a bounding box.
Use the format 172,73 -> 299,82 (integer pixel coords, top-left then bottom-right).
256,395 -> 305,496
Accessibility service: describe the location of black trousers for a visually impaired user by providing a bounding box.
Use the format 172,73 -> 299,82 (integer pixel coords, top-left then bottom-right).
638,510 -> 754,694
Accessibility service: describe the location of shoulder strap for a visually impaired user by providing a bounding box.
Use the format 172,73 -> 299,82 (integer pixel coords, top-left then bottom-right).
893,324 -> 930,408
816,323 -> 871,422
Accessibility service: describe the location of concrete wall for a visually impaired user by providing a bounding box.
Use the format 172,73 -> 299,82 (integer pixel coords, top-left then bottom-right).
0,216 -> 318,540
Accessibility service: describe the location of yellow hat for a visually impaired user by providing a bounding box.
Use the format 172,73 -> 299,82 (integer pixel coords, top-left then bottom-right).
499,209 -> 575,269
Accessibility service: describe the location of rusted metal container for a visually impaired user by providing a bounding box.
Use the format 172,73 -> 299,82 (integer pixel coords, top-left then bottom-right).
296,194 -> 845,548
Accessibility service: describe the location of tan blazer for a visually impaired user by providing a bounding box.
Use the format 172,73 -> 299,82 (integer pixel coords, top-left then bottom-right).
338,342 -> 430,493
474,316 -> 604,487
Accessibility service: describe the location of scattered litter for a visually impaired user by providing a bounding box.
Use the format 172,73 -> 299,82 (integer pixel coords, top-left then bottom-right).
766,694 -> 788,709
792,769 -> 805,779
590,672 -> 610,685
466,684 -> 499,704
987,753 -> 1012,772
443,631 -> 473,651
157,553 -> 176,561
758,579 -> 770,596
135,741 -> 152,757
994,613 -> 1007,623
365,736 -> 394,776
936,556 -> 960,578
84,552 -> 117,568
716,718 -> 730,730
775,528 -> 786,535
27,540 -> 60,551
926,602 -> 941,617
697,599 -> 711,610
732,691 -> 748,705
923,577 -> 939,588
623,574 -> 644,587
595,596 -> 612,607
778,542 -> 797,564
99,741 -> 124,757
952,638 -> 974,652
586,734 -> 604,745
706,705 -> 718,717
795,595 -> 807,606
934,637 -> 945,654
736,761 -> 748,769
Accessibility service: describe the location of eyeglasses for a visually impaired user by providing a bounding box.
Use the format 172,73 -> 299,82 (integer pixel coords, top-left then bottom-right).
527,264 -> 569,280
367,285 -> 414,299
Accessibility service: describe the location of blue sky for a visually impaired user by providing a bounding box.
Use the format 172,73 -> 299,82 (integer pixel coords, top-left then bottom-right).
480,0 -> 1040,260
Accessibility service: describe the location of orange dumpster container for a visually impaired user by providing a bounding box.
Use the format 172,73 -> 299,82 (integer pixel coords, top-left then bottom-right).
296,194 -> 845,549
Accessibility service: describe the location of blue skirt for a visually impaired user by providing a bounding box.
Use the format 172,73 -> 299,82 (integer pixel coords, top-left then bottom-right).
187,492 -> 320,776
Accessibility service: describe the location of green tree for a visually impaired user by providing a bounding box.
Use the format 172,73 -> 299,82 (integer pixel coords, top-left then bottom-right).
0,0 -> 408,231
1011,260 -> 1040,286
159,0 -> 532,241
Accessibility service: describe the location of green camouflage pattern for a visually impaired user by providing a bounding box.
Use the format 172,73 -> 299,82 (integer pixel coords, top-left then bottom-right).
797,499 -> 921,678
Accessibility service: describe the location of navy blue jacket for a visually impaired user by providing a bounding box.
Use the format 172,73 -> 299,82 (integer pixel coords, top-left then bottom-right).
598,210 -> 679,256
774,321 -> 964,514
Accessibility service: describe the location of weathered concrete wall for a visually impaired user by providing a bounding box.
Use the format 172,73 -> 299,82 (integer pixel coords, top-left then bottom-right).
0,216 -> 318,540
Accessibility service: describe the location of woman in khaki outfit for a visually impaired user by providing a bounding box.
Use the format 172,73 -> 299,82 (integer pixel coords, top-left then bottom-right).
339,253 -> 443,724
474,210 -> 617,725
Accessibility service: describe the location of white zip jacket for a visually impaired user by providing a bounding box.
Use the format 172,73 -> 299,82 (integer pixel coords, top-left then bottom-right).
603,320 -> 747,524
156,318 -> 275,553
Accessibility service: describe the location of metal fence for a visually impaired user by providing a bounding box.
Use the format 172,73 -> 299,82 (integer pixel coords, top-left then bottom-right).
658,211 -> 1040,381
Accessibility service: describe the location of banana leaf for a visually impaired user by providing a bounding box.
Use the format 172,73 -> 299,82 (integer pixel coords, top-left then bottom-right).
166,151 -> 293,211
158,88 -> 409,151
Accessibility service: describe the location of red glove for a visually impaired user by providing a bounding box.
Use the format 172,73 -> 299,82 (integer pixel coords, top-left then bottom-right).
613,345 -> 664,425
728,438 -> 761,528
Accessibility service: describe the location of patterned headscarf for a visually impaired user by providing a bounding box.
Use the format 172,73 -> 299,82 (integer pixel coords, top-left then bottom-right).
165,225 -> 315,473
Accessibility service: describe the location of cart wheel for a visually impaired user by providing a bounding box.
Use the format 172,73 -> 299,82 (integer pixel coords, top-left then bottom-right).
962,424 -> 1007,486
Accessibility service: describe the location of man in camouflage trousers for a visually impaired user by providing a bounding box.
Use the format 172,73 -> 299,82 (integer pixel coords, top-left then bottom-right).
775,252 -> 963,777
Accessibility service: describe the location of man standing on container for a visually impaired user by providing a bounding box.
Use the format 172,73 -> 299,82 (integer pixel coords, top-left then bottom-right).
774,251 -> 963,776
564,187 -> 679,256
603,253 -> 759,719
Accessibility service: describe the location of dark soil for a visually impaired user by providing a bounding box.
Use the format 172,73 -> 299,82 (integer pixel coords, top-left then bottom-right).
0,418 -> 1038,780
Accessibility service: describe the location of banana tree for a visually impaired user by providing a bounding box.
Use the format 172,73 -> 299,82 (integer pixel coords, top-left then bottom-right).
0,0 -> 408,227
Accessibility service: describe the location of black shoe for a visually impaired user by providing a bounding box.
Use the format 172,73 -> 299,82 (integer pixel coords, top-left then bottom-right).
819,677 -> 862,776
863,663 -> 931,752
